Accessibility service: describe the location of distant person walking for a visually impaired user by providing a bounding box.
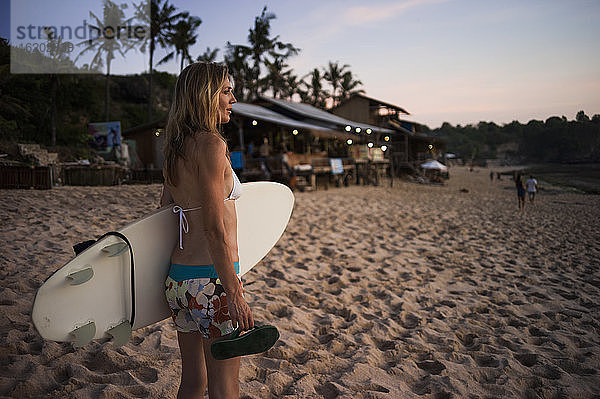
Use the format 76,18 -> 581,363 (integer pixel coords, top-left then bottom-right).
490,171 -> 494,182
526,175 -> 538,203
515,174 -> 526,211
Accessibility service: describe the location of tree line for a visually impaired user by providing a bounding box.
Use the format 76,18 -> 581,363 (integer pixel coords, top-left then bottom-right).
431,111 -> 600,164
1,1 -> 364,147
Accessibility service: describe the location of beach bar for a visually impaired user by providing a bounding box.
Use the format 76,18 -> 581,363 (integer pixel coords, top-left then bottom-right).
333,94 -> 446,172
118,95 -> 445,190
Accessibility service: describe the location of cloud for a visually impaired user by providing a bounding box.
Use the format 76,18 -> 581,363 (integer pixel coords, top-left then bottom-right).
288,0 -> 449,48
341,0 -> 447,26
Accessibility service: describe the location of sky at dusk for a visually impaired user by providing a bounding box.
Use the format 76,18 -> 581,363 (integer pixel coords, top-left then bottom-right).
3,0 -> 600,129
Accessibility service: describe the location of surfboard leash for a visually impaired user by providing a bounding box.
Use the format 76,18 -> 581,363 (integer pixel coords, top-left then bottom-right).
97,231 -> 136,328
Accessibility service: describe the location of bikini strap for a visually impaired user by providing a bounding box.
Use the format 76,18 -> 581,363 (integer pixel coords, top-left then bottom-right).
172,205 -> 202,250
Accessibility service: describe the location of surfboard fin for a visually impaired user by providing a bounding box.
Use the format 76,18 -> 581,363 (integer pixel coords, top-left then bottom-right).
70,321 -> 96,348
101,243 -> 129,257
106,321 -> 132,347
66,267 -> 94,285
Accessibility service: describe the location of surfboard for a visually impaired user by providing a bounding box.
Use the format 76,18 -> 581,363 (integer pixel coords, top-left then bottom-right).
32,182 -> 294,347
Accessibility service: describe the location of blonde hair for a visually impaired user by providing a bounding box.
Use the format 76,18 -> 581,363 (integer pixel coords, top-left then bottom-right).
164,62 -> 230,186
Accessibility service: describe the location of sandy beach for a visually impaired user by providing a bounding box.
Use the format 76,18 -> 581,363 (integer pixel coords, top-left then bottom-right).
1,167 -> 599,398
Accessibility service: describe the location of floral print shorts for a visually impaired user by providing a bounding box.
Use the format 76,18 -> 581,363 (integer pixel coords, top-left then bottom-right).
165,275 -> 241,338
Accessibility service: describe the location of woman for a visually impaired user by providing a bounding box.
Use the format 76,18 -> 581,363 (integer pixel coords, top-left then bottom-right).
159,62 -> 253,398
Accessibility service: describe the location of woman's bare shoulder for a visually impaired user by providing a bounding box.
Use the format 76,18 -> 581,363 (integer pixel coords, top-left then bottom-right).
187,132 -> 227,166
188,132 -> 226,151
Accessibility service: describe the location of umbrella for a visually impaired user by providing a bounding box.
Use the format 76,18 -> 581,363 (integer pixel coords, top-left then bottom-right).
420,160 -> 448,171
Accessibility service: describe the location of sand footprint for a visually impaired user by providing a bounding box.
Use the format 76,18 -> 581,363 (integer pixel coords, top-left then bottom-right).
514,352 -> 538,367
415,359 -> 446,375
455,331 -> 481,351
472,352 -> 501,368
266,303 -> 293,319
400,312 -> 421,329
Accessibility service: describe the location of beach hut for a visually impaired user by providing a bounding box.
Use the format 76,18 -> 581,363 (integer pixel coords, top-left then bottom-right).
332,94 -> 446,172
122,98 -> 402,189
254,96 -> 395,186
223,102 -> 357,188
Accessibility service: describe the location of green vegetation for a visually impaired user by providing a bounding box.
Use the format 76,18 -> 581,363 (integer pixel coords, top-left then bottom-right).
0,36 -> 173,147
1,3 -> 365,151
431,113 -> 600,164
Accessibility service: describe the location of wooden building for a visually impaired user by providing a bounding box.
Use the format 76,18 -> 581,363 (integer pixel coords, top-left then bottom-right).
333,94 -> 446,170
122,117 -> 166,170
121,98 -> 406,188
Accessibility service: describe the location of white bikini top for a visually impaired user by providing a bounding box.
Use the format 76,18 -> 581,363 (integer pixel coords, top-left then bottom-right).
225,169 -> 242,201
173,170 -> 242,250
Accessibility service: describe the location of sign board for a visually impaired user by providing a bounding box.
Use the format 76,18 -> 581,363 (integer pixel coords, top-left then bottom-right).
88,121 -> 121,154
329,158 -> 343,175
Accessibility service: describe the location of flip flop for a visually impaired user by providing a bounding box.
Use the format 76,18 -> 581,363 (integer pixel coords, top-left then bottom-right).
210,324 -> 280,360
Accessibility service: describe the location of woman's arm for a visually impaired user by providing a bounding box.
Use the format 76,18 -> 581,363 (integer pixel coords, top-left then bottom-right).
195,136 -> 253,331
159,184 -> 174,208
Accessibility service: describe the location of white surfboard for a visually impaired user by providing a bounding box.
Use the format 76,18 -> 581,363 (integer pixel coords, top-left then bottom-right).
32,182 -> 294,347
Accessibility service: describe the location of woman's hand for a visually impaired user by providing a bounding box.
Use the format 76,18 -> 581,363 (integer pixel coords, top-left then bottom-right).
227,288 -> 254,331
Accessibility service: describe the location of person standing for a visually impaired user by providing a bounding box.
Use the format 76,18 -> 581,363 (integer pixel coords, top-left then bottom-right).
160,62 -> 277,399
259,137 -> 270,158
526,175 -> 538,203
515,174 -> 526,211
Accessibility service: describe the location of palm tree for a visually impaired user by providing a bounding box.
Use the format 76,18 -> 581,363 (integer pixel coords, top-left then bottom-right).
263,57 -> 292,98
302,68 -> 327,109
338,71 -> 365,103
43,28 -> 78,145
136,0 -> 186,121
224,42 -> 252,101
246,7 -> 275,98
245,6 -> 299,99
158,15 -> 201,72
76,0 -> 138,121
323,61 -> 349,108
281,73 -> 301,101
196,47 -> 219,63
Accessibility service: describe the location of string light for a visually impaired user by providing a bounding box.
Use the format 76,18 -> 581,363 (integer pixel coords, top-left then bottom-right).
292,129 -> 299,135
346,139 -> 353,145
345,125 -> 352,132
252,120 -> 258,126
